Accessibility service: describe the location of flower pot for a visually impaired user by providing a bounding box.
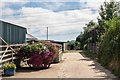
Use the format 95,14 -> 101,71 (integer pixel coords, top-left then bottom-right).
4,70 -> 16,76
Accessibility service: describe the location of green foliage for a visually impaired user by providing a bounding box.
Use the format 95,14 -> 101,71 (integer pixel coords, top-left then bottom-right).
75,41 -> 80,50
85,20 -> 96,32
83,50 -> 97,60
76,21 -> 98,50
98,16 -> 120,69
76,33 -> 84,49
67,42 -> 75,50
98,1 -> 120,77
76,0 -> 120,77
98,0 -> 119,34
3,63 -> 16,70
18,44 -> 45,59
83,44 -> 87,50
67,41 -> 80,50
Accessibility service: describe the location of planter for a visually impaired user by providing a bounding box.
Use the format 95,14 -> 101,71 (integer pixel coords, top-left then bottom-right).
4,70 -> 16,76
3,63 -> 16,76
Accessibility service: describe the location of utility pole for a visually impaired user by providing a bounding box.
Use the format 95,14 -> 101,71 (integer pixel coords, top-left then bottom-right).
47,27 -> 48,40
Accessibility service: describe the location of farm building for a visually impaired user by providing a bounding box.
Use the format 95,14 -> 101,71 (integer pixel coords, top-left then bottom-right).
0,20 -> 27,72
50,40 -> 67,52
0,20 -> 27,45
26,33 -> 39,44
40,40 -> 67,52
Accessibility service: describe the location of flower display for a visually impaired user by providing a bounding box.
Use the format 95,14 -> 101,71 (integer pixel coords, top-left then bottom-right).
42,50 -> 54,68
28,52 -> 43,68
18,43 -> 59,69
3,63 -> 16,70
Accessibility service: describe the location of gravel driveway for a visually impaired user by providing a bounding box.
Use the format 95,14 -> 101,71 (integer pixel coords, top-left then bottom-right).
3,52 -> 116,79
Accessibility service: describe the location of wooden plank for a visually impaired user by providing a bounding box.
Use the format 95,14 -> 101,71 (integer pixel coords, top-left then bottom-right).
0,53 -> 16,59
0,48 -> 20,54
0,57 -> 17,64
0,51 -> 4,54
0,47 -> 9,61
0,50 -> 12,54
0,44 -> 26,48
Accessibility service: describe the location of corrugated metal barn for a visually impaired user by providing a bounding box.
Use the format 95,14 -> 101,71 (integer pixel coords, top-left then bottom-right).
0,20 -> 27,45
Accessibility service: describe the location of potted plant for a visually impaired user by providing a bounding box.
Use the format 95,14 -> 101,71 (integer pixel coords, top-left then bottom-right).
3,63 -> 16,76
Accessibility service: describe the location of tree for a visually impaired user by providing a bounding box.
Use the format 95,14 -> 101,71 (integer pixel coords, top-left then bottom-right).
76,21 -> 97,50
97,1 -> 120,77
98,0 -> 119,34
84,20 -> 96,32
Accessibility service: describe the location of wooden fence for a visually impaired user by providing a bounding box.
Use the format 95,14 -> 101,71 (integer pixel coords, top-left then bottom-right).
0,44 -> 25,72
0,44 -> 63,71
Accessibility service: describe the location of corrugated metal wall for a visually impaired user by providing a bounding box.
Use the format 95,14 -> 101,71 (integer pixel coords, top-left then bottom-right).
0,20 -> 27,45
0,21 -> 3,51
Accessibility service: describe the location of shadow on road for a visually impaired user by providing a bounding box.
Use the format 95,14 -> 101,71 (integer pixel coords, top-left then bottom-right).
79,58 -> 91,61
16,67 -> 36,72
80,52 -> 116,79
16,67 -> 50,73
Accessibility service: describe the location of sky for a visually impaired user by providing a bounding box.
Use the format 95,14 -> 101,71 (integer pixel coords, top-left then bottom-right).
0,0 -> 120,41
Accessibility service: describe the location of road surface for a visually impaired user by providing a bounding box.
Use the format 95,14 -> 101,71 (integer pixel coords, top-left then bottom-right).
3,52 -> 116,79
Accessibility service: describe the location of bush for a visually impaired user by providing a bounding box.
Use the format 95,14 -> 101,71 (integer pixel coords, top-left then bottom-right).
28,52 -> 43,68
28,49 -> 55,69
98,17 -> 120,77
17,43 -> 58,69
18,44 -> 44,59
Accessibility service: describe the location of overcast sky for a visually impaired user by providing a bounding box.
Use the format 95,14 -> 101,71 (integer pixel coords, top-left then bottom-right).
0,0 -> 120,41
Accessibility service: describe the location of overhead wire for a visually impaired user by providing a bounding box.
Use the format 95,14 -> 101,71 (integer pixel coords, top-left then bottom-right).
35,31 -> 80,37
26,21 -> 86,29
27,21 -> 83,37
1,7 -> 85,39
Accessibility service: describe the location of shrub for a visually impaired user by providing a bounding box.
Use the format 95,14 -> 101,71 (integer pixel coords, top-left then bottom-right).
18,44 -> 45,59
17,43 -> 58,69
28,49 -> 55,69
28,52 -> 43,68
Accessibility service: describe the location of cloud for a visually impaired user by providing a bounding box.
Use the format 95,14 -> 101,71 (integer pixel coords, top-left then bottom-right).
24,2 -> 81,12
1,0 -> 27,2
2,8 -> 17,16
1,1 -> 112,41
1,6 -> 98,37
0,2 -> 6,8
